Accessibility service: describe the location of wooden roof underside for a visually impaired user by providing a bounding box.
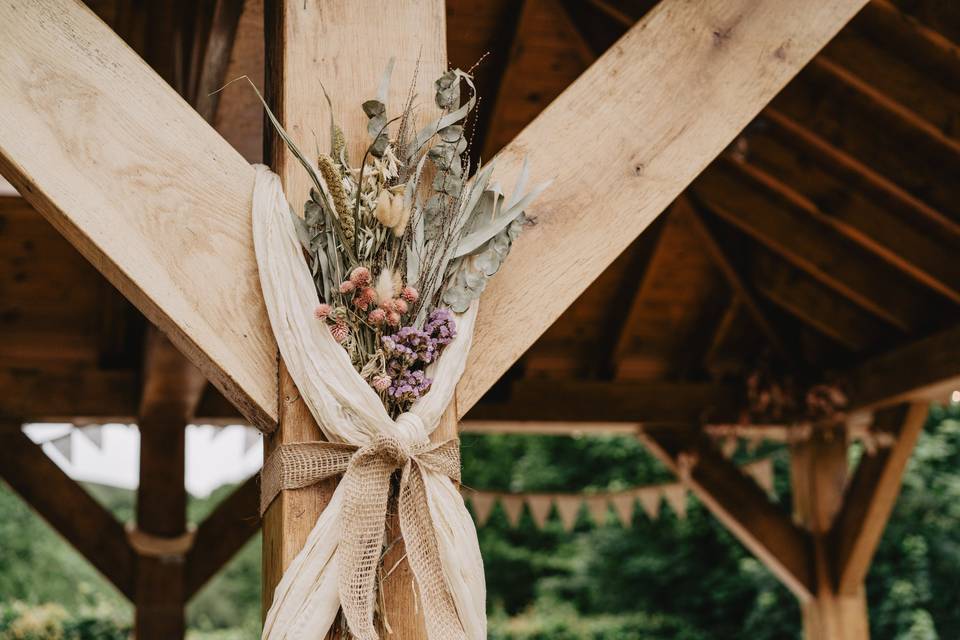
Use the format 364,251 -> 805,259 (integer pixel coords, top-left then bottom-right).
1,0 -> 958,429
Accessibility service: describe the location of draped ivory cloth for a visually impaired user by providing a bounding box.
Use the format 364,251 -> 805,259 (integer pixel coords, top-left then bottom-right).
252,165 -> 486,640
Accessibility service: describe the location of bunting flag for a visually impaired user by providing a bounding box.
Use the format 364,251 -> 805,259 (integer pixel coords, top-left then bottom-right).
585,496 -> 610,527
49,432 -> 73,464
554,496 -> 582,531
461,457 -> 776,530
743,458 -> 775,495
78,424 -> 103,449
610,494 -> 636,527
721,436 -> 738,458
527,495 -> 553,529
661,484 -> 688,519
637,487 -> 661,520
500,494 -> 525,527
468,491 -> 496,526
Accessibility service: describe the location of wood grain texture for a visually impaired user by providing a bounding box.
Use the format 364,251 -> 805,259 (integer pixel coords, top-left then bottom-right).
260,4 -> 446,636
831,402 -> 928,594
0,0 -> 277,431
455,0 -> 871,416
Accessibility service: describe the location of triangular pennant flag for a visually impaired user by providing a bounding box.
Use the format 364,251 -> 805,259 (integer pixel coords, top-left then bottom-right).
611,494 -> 635,527
637,487 -> 661,520
500,495 -> 525,527
745,458 -> 775,495
662,484 -> 688,519
721,436 -> 738,458
79,425 -> 103,449
746,436 -> 762,454
50,432 -> 73,464
243,427 -> 261,455
586,496 -> 610,527
527,495 -> 553,529
469,492 -> 496,527
555,496 -> 582,531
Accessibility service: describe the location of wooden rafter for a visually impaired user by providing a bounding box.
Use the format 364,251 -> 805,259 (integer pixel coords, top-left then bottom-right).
741,111 -> 960,303
597,215 -> 667,378
640,426 -> 815,600
0,429 -> 136,599
191,0 -> 247,122
831,403 -> 928,595
694,159 -> 930,333
682,196 -> 791,362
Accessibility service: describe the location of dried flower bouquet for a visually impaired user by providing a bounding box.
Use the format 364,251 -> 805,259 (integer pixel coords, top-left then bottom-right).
252,62 -> 546,417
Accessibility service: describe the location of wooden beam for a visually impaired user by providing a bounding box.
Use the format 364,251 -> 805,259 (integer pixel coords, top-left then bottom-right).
0,428 -> 135,599
694,159 -> 930,332
742,112 -> 960,303
640,426 -> 815,600
0,0 -> 275,432
846,323 -> 960,410
789,426 -> 868,639
457,0 -> 873,416
260,4 -> 446,635
140,328 -> 208,423
185,473 -> 260,600
0,368 -> 138,423
467,380 -> 739,424
831,402 -> 928,595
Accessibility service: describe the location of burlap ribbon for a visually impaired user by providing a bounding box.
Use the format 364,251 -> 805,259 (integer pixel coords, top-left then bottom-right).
261,435 -> 465,640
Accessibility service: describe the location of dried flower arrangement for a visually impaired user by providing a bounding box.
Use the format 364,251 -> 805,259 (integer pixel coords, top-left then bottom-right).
250,61 -> 546,417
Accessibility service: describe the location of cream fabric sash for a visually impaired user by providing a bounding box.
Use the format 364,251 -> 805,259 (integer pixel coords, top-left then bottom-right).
252,165 -> 486,640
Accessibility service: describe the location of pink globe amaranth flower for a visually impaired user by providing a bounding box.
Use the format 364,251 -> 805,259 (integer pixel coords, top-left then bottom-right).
371,374 -> 391,392
401,286 -> 419,304
349,266 -> 372,287
358,287 -> 377,307
313,303 -> 332,320
330,321 -> 349,344
386,310 -> 401,326
368,308 -> 387,325
392,298 -> 408,314
338,280 -> 356,294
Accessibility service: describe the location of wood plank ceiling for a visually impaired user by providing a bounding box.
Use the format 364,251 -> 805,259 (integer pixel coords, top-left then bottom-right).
0,0 -> 958,427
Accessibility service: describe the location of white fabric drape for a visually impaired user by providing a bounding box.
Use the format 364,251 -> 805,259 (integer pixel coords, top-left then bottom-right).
252,165 -> 486,639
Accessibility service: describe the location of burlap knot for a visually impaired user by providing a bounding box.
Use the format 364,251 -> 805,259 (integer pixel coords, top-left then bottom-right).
260,433 -> 466,640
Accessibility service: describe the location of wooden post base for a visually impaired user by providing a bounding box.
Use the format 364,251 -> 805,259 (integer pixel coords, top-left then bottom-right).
800,585 -> 869,640
790,426 -> 868,640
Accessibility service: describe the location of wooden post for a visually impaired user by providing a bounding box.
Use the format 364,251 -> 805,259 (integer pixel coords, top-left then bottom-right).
789,426 -> 868,640
135,419 -> 187,640
261,2 -> 447,636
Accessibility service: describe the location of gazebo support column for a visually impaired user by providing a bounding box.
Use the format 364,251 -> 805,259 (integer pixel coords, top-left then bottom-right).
789,426 -> 868,640
643,400 -> 929,639
260,1 -> 447,636
134,419 -> 187,639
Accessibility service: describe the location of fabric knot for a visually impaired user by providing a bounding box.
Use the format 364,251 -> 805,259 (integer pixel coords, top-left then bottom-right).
365,435 -> 411,469
259,437 -> 466,639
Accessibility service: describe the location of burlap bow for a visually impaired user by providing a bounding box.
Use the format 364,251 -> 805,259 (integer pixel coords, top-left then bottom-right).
260,435 -> 465,640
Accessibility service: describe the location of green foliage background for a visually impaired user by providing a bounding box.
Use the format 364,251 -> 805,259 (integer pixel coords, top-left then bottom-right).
1,404 -> 958,639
